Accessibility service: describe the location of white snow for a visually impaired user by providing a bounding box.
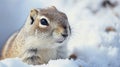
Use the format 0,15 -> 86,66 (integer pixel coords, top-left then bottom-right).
1,0 -> 120,67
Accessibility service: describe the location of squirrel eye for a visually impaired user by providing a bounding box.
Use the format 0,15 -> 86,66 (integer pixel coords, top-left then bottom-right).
40,18 -> 49,26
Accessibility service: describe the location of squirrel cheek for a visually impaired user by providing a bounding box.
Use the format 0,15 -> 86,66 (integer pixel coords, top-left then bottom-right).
52,31 -> 65,43
52,31 -> 61,39
52,27 -> 65,40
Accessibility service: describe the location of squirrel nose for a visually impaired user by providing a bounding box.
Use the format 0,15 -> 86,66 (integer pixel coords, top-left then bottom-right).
61,28 -> 68,38
61,33 -> 68,38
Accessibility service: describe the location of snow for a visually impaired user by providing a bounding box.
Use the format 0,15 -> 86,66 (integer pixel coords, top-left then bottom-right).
0,0 -> 120,67
0,58 -> 79,67
0,58 -> 29,67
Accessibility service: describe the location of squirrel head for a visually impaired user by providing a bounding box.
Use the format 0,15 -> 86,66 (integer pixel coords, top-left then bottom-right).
24,6 -> 71,47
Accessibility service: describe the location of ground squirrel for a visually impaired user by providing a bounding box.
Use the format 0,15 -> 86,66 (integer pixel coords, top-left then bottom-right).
0,6 -> 71,65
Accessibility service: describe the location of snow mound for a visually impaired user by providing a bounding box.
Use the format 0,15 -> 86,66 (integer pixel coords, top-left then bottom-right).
0,58 -> 29,67
0,58 -> 79,67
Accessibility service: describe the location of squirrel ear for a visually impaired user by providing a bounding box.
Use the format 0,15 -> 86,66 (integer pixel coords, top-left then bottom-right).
48,6 -> 57,11
30,9 -> 38,25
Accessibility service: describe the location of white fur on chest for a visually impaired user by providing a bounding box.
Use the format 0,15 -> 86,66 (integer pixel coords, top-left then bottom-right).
20,36 -> 67,64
